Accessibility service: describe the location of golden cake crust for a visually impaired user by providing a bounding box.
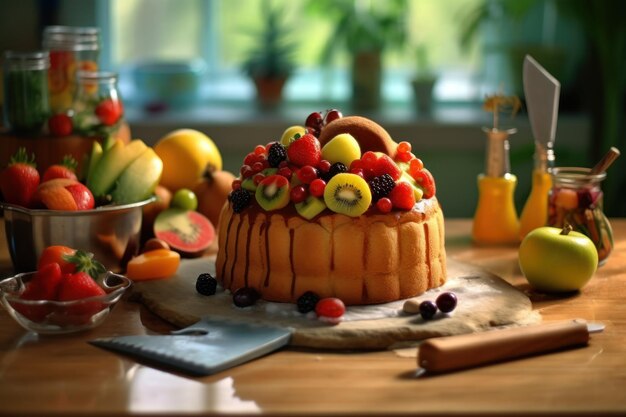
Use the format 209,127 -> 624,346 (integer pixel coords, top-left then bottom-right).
216,198 -> 447,305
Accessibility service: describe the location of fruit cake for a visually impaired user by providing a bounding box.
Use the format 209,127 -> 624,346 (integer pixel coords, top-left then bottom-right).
215,110 -> 446,305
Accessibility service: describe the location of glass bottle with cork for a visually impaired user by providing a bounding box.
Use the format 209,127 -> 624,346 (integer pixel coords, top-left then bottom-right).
472,93 -> 521,245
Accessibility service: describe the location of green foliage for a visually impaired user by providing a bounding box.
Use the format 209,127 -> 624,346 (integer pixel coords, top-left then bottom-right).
242,0 -> 298,79
306,0 -> 408,62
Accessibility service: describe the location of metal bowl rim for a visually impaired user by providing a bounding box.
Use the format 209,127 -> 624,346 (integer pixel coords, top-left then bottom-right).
0,196 -> 155,217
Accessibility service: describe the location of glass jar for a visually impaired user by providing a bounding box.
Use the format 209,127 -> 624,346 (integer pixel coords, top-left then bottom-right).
548,167 -> 613,264
72,71 -> 124,138
43,26 -> 100,114
2,51 -> 50,134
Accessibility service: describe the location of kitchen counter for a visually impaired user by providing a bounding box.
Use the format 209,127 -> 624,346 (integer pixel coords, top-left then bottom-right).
1,219 -> 625,416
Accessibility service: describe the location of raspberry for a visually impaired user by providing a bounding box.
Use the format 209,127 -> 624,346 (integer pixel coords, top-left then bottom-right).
229,189 -> 252,213
296,291 -> 320,314
268,142 -> 287,167
389,181 -> 416,210
196,273 -> 217,296
368,174 -> 395,201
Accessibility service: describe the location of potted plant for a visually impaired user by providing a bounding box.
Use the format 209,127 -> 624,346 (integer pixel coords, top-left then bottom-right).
242,0 -> 298,108
410,44 -> 437,114
307,0 -> 407,111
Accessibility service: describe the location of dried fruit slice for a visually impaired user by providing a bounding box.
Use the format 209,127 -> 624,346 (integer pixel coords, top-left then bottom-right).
295,195 -> 326,219
323,173 -> 372,217
154,208 -> 215,256
255,174 -> 290,211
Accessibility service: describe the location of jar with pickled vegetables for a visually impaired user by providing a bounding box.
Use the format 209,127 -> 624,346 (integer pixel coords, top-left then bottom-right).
71,70 -> 124,138
43,26 -> 100,114
548,167 -> 613,264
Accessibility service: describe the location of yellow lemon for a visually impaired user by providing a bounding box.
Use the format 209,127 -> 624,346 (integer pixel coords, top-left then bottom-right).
154,129 -> 222,192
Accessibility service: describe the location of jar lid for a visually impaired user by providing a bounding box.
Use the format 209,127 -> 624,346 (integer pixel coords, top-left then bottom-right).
3,51 -> 49,71
551,167 -> 606,185
43,26 -> 100,51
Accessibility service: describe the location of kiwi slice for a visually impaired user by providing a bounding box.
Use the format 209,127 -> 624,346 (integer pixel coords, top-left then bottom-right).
255,174 -> 290,211
324,173 -> 372,217
295,195 -> 327,220
241,168 -> 277,192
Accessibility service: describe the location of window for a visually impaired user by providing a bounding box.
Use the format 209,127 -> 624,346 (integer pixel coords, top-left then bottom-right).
98,0 -> 500,107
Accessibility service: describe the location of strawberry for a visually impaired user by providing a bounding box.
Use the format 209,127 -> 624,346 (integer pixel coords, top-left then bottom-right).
64,182 -> 95,210
389,181 -> 416,210
411,168 -> 436,199
95,98 -> 123,126
42,155 -> 78,182
373,154 -> 402,181
48,114 -> 73,137
286,133 -> 321,167
0,147 -> 40,207
57,272 -> 106,317
14,263 -> 63,322
38,246 -> 106,279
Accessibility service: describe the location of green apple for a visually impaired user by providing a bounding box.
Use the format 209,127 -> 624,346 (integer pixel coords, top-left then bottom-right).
518,225 -> 598,292
321,133 -> 361,166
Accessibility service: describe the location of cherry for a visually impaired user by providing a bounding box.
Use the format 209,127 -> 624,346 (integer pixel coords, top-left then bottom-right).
290,185 -> 308,204
419,300 -> 437,320
297,165 -> 318,184
305,112 -> 324,131
376,197 -> 393,213
317,160 -> 332,173
315,297 -> 345,318
323,109 -> 343,125
309,178 -> 326,197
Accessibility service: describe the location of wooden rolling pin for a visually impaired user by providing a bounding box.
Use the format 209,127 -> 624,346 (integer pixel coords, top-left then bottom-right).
418,320 -> 593,373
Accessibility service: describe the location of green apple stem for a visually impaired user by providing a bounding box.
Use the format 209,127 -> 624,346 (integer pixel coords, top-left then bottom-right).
560,224 -> 573,236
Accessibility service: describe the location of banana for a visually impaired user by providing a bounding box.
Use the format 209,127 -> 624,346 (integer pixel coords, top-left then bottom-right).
87,139 -> 147,197
110,148 -> 163,204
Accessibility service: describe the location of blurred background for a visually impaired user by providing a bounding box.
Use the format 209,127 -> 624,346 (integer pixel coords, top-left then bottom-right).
1,0 -> 624,217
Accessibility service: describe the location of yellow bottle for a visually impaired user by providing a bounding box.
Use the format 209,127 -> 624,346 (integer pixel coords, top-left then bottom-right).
472,128 -> 520,245
519,169 -> 553,239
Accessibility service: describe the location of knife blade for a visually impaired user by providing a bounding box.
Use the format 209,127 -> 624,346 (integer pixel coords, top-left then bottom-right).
91,318 -> 292,376
417,320 -> 604,374
524,54 -> 560,155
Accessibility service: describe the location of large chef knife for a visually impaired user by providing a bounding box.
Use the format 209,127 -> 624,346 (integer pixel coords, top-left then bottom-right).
519,55 -> 561,237
91,318 -> 292,376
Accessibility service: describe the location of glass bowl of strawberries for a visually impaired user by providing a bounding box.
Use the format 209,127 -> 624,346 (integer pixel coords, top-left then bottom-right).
0,247 -> 132,334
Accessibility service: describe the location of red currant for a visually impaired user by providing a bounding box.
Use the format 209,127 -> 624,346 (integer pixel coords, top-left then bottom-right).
244,152 -> 257,166
231,179 -> 242,190
240,165 -> 254,178
317,160 -> 331,173
252,161 -> 265,173
254,145 -> 266,156
309,178 -> 326,197
397,141 -> 412,154
290,185 -> 308,204
376,197 -> 393,213
297,165 -> 318,184
396,151 -> 412,163
315,297 -> 345,319
409,158 -> 424,174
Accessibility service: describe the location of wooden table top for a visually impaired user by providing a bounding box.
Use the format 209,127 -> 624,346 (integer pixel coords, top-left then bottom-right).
1,218 -> 625,417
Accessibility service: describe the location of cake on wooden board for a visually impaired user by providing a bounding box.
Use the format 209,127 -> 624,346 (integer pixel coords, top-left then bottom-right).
216,111 -> 446,305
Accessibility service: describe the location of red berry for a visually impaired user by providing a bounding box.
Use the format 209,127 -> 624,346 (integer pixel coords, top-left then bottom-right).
309,178 -> 326,197
94,98 -> 123,126
277,166 -> 293,180
244,152 -> 257,166
0,148 -> 40,207
409,158 -> 424,174
286,133 -> 321,167
232,179 -> 242,190
254,145 -> 266,156
297,165 -> 318,184
252,161 -> 265,173
412,168 -> 436,199
240,165 -> 254,178
361,151 -> 378,167
323,109 -> 343,125
395,151 -> 412,163
57,271 -> 106,317
48,114 -> 73,136
350,168 -> 365,179
376,197 -> 393,213
290,185 -> 308,204
397,141 -> 412,154
42,155 -> 78,183
253,173 -> 265,185
373,154 -> 402,181
315,297 -> 345,319
389,182 -> 416,210
305,112 -> 324,130
317,160 -> 331,173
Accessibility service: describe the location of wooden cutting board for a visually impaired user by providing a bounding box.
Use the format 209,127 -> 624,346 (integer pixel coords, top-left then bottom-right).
130,257 -> 540,350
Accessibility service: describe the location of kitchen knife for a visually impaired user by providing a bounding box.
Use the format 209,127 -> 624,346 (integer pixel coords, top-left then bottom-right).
524,54 -> 560,161
417,320 -> 604,374
91,318 -> 292,376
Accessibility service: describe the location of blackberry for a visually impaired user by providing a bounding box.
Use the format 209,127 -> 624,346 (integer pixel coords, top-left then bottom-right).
233,287 -> 260,308
368,174 -> 395,201
196,273 -> 217,296
267,142 -> 287,167
229,189 -> 252,213
322,162 -> 347,182
296,291 -> 320,314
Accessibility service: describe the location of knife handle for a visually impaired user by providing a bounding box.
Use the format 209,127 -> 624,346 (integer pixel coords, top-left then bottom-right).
418,321 -> 589,373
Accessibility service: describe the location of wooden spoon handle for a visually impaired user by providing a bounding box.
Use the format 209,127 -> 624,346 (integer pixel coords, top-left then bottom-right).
591,146 -> 620,174
418,321 -> 589,373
